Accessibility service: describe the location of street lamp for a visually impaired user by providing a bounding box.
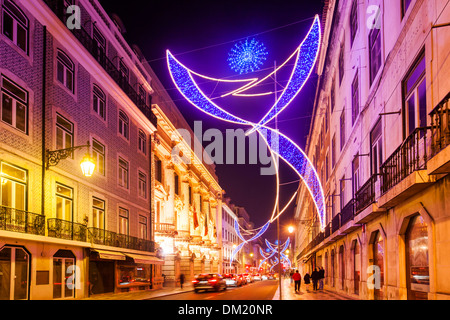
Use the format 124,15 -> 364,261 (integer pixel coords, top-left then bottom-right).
46,141 -> 96,177
288,226 -> 295,234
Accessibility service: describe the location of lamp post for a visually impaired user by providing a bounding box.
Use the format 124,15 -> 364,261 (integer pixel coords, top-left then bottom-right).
46,141 -> 96,177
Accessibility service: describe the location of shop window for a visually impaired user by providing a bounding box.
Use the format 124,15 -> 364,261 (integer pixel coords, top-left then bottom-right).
118,263 -> 150,287
406,215 -> 429,300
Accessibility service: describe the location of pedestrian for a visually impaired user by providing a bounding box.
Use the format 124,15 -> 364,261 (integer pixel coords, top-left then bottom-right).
303,272 -> 310,291
179,273 -> 185,289
319,267 -> 325,290
292,270 -> 302,293
311,268 -> 319,291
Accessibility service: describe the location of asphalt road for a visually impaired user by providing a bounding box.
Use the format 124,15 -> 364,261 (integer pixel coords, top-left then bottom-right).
147,279 -> 278,300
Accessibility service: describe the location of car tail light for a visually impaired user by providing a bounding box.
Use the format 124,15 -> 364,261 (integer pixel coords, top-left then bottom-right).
192,279 -> 199,284
208,278 -> 217,284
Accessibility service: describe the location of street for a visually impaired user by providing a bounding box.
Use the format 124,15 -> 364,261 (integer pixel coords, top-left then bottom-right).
148,280 -> 278,301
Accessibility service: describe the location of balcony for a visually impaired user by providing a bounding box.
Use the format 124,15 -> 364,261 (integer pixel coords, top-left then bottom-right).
43,0 -> 157,128
0,206 -> 45,236
428,92 -> 450,174
47,218 -> 87,242
340,199 -> 355,225
355,176 -> 376,213
331,214 -> 340,234
155,223 -> 177,236
88,227 -> 155,252
378,127 -> 435,208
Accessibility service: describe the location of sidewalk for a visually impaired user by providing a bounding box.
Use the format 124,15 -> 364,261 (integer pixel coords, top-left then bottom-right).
81,284 -> 194,300
272,278 -> 358,300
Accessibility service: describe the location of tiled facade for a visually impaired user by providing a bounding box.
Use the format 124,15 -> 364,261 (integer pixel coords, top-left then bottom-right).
294,0 -> 450,300
0,0 -> 160,299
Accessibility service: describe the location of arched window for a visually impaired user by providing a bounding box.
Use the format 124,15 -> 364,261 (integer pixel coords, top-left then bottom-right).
118,110 -> 129,140
406,215 -> 429,300
57,50 -> 75,92
93,85 -> 106,120
2,0 -> 29,53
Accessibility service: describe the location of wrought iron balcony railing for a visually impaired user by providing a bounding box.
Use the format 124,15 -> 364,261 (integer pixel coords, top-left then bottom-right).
0,206 -> 45,236
331,214 -> 341,234
380,127 -> 430,194
88,227 -> 155,252
430,92 -> 450,158
340,199 -> 355,225
355,175 -> 377,213
42,0 -> 157,128
47,218 -> 87,242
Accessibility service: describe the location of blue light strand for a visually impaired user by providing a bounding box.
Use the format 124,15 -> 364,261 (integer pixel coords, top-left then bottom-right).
228,38 -> 268,75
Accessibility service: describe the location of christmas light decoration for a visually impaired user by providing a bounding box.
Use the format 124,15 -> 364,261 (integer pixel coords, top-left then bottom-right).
166,15 -> 326,258
228,38 -> 268,74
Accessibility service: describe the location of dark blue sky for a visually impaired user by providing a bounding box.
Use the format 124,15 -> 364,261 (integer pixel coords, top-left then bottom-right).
100,0 -> 325,242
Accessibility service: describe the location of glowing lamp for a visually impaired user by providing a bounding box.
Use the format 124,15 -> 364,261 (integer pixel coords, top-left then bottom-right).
80,154 -> 96,177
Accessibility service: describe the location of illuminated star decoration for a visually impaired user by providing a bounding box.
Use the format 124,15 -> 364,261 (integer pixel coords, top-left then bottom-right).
228,38 -> 268,74
167,15 -> 324,262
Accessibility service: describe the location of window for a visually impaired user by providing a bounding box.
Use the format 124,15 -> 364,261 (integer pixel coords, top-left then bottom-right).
57,50 -> 74,92
155,156 -> 162,183
331,135 -> 336,168
369,24 -> 382,85
93,85 -> 106,120
339,41 -> 345,85
91,138 -> 105,176
340,110 -> 346,151
350,0 -> 358,47
138,85 -> 146,104
56,113 -> 73,152
340,176 -> 345,211
352,240 -> 361,295
92,197 -> 105,230
2,0 -> 28,54
402,0 -> 413,18
1,76 -> 28,133
119,60 -> 129,82
325,153 -> 329,181
330,78 -> 336,113
56,183 -> 73,221
351,73 -> 359,124
118,207 -> 129,235
138,171 -> 147,199
0,162 -> 27,211
352,155 -> 360,196
118,110 -> 129,140
138,129 -> 147,155
174,172 -> 179,196
370,119 -> 383,177
189,185 -> 193,205
403,53 -> 426,138
92,25 -> 106,62
118,157 -> 129,189
139,215 -> 147,240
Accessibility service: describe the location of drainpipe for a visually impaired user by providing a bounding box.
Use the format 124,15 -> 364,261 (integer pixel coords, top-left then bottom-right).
41,26 -> 47,220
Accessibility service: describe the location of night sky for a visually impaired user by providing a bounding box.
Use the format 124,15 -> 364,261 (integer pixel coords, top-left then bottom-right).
99,0 -> 325,242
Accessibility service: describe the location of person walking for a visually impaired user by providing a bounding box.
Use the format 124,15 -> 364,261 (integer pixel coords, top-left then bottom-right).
179,273 -> 185,289
303,272 -> 310,291
319,267 -> 325,290
311,268 -> 319,291
292,270 -> 302,293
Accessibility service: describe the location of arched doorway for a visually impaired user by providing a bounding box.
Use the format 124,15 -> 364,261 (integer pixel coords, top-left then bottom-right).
0,246 -> 30,300
339,245 -> 345,291
406,215 -> 429,300
352,240 -> 360,295
372,231 -> 384,300
330,249 -> 335,287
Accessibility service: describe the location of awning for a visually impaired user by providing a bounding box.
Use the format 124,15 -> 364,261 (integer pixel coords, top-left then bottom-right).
125,253 -> 165,265
91,249 -> 126,261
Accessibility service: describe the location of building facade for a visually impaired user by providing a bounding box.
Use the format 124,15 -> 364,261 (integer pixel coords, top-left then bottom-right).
222,199 -> 240,274
294,0 -> 450,300
0,0 -> 162,300
149,64 -> 224,286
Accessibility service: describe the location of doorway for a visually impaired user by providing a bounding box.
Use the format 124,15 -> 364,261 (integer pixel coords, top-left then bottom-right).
0,246 -> 30,300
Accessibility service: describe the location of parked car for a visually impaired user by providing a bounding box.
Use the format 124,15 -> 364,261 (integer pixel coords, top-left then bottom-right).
223,273 -> 243,287
243,273 -> 253,283
252,273 -> 262,281
192,274 -> 227,293
268,274 -> 275,280
237,274 -> 247,285
261,274 -> 268,281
